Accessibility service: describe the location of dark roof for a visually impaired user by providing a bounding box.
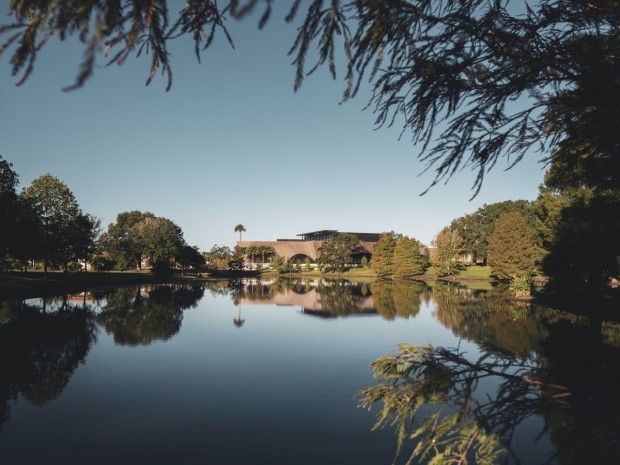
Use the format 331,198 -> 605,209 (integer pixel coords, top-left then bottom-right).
296,230 -> 381,242
296,230 -> 338,237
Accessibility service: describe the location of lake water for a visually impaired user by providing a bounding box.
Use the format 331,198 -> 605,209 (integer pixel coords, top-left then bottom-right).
1,278 -> 619,464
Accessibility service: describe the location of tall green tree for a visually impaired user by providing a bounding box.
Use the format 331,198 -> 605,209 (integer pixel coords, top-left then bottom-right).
450,201 -> 531,264
543,196 -> 620,292
532,155 -> 620,291
22,174 -> 90,275
393,236 -> 427,278
430,228 -> 465,277
131,216 -> 184,268
487,212 -> 541,280
203,245 -> 233,270
317,233 -> 363,273
175,244 -> 205,269
371,232 -> 398,278
0,156 -> 19,259
104,211 -> 156,269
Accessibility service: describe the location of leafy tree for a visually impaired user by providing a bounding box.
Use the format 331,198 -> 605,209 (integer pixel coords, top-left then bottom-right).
234,224 -> 246,242
450,201 -> 531,264
392,236 -> 427,278
175,244 -> 205,269
70,214 -> 101,272
371,232 -> 398,277
131,216 -> 184,268
360,256 -> 368,269
430,228 -> 465,277
530,185 -> 571,252
532,157 -> 620,291
543,196 -> 620,292
89,255 -> 116,272
2,1 -> 617,195
104,211 -> 156,270
0,156 -> 19,258
203,245 -> 233,270
304,256 -> 312,271
269,255 -> 290,274
487,212 -> 541,280
229,245 -> 245,270
317,233 -> 363,273
22,174 -> 93,275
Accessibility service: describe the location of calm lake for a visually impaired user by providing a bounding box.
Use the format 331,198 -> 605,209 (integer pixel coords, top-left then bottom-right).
1,278 -> 619,465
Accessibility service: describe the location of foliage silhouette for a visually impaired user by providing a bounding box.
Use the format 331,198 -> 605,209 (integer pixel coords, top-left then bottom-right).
0,299 -> 97,429
359,343 -> 570,465
96,284 -> 203,345
2,1 -> 617,194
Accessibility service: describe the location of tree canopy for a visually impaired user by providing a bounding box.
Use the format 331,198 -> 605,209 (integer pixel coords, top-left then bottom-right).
450,200 -> 531,264
487,212 -> 541,280
392,236 -> 427,278
370,232 -> 398,278
2,1 -> 617,194
22,174 -> 99,274
317,233 -> 363,273
430,227 -> 464,277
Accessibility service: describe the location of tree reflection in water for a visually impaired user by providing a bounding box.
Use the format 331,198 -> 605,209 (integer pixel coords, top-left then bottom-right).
359,343 -> 570,465
96,284 -> 204,345
361,282 -> 620,465
0,298 -> 97,429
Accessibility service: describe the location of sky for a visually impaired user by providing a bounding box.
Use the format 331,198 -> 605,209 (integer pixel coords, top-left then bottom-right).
0,3 -> 546,251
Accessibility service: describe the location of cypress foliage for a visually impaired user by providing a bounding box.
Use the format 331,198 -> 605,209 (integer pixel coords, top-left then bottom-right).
487,212 -> 540,280
430,228 -> 465,277
371,232 -> 398,277
393,236 -> 427,278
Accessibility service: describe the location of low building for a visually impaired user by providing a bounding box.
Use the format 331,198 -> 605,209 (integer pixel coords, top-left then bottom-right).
238,229 -> 381,265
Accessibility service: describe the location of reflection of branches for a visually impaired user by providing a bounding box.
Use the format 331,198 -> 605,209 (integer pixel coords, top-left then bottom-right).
431,283 -> 550,357
0,300 -> 97,429
96,285 -> 203,345
371,281 -> 427,320
359,344 -> 570,465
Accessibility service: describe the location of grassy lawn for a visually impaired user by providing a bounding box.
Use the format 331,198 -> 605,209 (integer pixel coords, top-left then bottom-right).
423,265 -> 493,280
0,270 -> 206,299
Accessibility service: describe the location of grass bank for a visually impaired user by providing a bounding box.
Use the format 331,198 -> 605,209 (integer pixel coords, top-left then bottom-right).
422,265 -> 493,281
0,271 -> 208,299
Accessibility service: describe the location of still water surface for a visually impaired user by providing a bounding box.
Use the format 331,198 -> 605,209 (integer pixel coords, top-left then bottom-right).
1,279 -> 619,464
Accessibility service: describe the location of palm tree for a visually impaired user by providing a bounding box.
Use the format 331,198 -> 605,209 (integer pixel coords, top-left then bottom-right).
258,245 -> 275,264
233,305 -> 245,328
234,224 -> 246,241
246,245 -> 257,267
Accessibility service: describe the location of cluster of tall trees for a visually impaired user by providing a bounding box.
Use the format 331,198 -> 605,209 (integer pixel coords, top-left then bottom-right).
1,157 -> 100,274
371,233 -> 428,278
432,169 -> 620,290
99,210 -> 203,272
1,156 -> 202,274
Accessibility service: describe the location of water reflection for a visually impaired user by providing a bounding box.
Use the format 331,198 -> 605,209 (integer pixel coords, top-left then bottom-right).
430,282 -> 551,356
1,279 -> 619,464
96,284 -> 204,345
359,343 -> 569,465
0,299 -> 97,429
227,278 -> 430,319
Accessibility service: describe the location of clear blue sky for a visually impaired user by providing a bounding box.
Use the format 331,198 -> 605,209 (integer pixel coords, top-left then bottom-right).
0,4 -> 545,250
